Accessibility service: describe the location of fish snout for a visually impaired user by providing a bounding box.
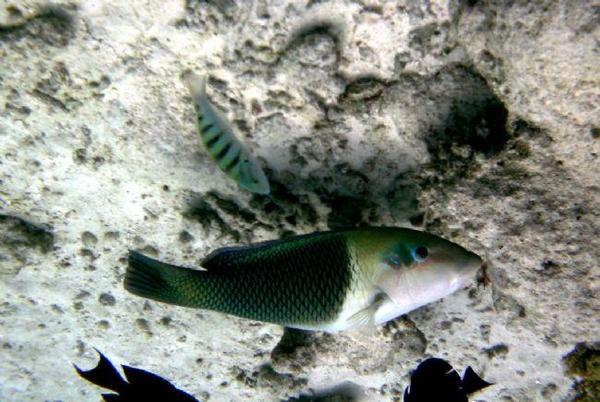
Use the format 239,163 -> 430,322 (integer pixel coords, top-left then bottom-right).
468,251 -> 484,272
456,251 -> 483,282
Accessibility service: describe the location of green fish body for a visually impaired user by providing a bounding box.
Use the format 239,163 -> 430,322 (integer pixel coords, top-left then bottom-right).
125,227 -> 481,332
185,72 -> 270,195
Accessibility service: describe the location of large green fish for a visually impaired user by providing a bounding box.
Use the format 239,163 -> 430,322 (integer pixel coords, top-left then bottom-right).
124,227 -> 482,332
185,72 -> 270,195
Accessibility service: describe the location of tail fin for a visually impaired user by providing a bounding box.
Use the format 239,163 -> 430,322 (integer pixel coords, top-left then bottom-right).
76,349 -> 200,402
183,71 -> 207,98
125,251 -> 204,307
74,349 -> 127,394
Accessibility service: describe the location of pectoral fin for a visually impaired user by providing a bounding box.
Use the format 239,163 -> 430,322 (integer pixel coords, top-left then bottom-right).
347,292 -> 388,329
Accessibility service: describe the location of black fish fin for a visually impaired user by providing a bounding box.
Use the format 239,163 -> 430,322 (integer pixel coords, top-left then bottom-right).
404,386 -> 413,402
125,251 -> 206,307
74,350 -> 127,393
101,394 -> 121,402
122,365 -> 199,401
461,366 -> 493,394
122,365 -> 174,389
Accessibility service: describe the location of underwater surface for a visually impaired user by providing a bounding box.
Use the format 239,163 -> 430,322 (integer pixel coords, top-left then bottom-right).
1,1 -> 599,401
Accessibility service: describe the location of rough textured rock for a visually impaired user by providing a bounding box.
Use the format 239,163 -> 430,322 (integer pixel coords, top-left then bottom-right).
1,1 -> 598,401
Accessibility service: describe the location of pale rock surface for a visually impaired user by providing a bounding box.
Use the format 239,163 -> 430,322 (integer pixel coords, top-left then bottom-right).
0,1 -> 598,401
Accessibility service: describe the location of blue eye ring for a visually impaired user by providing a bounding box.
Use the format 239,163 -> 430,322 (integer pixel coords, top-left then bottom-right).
413,246 -> 429,262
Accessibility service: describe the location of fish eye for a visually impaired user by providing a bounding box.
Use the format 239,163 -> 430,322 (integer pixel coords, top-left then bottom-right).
414,246 -> 428,261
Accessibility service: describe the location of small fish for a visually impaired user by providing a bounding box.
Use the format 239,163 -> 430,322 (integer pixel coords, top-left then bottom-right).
74,349 -> 198,402
184,72 -> 270,195
403,357 -> 493,402
124,227 -> 482,332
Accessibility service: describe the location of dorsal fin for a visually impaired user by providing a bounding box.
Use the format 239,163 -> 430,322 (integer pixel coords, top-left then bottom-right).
200,240 -> 279,270
200,231 -> 339,271
461,366 -> 493,394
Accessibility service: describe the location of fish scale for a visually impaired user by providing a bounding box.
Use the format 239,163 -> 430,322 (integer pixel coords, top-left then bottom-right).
126,232 -> 351,326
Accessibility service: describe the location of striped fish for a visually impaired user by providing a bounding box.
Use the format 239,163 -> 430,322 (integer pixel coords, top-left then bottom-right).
184,72 -> 270,195
124,227 -> 482,332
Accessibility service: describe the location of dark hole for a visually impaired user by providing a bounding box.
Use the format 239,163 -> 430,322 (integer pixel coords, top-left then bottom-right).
409,213 -> 424,226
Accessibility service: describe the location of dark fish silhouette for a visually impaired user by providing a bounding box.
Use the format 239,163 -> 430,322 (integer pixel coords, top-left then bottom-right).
74,349 -> 198,402
404,357 -> 492,402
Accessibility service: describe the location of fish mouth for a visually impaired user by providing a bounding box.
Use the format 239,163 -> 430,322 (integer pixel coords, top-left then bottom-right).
458,252 -> 483,282
468,251 -> 483,270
